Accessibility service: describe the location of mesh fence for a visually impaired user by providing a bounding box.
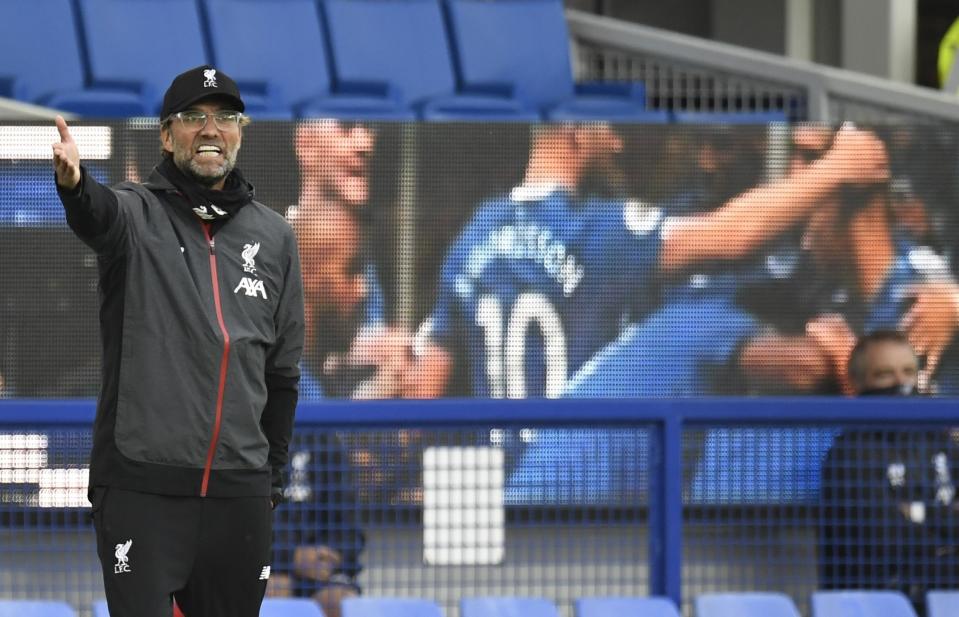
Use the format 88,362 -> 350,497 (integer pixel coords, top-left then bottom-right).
682,424 -> 959,617
3,418 -> 959,616
1,423 -> 652,617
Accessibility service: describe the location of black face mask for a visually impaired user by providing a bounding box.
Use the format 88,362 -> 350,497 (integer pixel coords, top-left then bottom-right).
859,383 -> 920,396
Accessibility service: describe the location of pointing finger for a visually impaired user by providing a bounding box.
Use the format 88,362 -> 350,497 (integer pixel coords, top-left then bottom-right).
55,115 -> 74,144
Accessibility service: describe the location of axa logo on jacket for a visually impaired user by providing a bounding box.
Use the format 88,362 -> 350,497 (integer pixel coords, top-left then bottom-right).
234,240 -> 267,299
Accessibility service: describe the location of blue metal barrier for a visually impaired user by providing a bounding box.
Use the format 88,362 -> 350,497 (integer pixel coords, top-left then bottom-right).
1,397 -> 957,617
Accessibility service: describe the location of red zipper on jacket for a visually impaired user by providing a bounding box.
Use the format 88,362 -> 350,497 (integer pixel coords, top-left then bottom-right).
200,222 -> 230,497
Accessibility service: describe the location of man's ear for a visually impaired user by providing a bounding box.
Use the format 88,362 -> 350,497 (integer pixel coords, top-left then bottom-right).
160,126 -> 173,155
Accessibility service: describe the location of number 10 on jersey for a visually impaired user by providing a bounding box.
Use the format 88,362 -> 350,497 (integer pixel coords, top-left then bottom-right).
476,292 -> 568,398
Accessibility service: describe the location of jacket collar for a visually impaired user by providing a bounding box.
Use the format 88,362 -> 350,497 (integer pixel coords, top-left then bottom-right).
142,166 -> 178,192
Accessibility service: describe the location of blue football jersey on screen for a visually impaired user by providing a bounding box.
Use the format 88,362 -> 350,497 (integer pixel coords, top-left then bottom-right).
429,185 -> 665,397
564,297 -> 760,397
807,243 -> 937,333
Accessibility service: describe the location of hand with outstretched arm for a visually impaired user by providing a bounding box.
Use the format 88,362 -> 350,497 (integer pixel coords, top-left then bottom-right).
52,115 -> 81,191
659,125 -> 889,273
53,115 -> 122,248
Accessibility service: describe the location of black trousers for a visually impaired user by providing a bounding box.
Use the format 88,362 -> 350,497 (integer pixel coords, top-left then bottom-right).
91,487 -> 273,617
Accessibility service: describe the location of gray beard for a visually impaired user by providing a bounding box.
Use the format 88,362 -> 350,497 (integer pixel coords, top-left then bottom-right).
174,155 -> 234,188
171,137 -> 237,187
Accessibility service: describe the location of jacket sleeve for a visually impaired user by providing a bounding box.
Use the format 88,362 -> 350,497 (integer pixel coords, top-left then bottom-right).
56,166 -> 125,254
261,227 -> 305,501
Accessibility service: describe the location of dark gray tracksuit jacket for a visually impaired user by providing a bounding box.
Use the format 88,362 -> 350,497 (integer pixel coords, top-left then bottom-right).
58,166 -> 304,500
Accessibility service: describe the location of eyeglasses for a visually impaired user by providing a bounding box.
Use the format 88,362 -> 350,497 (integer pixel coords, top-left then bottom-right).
169,110 -> 245,131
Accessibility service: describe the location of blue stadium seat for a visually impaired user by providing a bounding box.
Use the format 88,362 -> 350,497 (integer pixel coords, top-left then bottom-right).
927,591 -> 959,617
444,0 -> 656,121
672,111 -> 789,124
94,598 -> 325,616
61,0 -> 211,116
811,591 -> 917,617
202,0 -> 322,118
0,0 -> 88,108
574,596 -> 680,617
460,597 -> 560,617
0,601 -> 76,617
204,0 -> 405,119
695,593 -> 801,617
261,598 -> 327,616
342,597 -> 444,617
319,0 -> 536,121
0,0 -> 148,115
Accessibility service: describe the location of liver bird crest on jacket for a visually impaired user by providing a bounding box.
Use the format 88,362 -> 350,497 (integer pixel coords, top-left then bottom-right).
242,242 -> 260,274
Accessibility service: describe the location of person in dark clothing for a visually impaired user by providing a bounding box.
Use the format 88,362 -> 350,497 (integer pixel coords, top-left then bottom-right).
52,65 -> 304,617
269,432 -> 365,617
819,331 -> 959,615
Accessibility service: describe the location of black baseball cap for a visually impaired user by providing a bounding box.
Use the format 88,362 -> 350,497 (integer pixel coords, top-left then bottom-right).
161,65 -> 245,120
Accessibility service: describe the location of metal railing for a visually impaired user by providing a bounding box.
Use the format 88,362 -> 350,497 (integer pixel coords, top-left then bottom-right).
567,9 -> 959,125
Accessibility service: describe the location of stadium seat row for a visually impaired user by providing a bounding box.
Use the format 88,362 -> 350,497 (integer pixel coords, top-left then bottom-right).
0,0 -> 787,122
2,591 -> 956,617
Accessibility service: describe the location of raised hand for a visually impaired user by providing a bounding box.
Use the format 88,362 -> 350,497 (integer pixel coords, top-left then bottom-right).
899,281 -> 959,378
52,115 -> 81,190
806,312 -> 857,394
824,124 -> 890,186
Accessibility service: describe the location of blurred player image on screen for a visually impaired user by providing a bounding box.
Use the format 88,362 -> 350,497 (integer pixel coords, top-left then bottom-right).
291,203 -> 393,399
566,125 -> 959,398
294,118 -> 373,212
733,127 -> 959,396
289,119 -> 410,400
406,122 -> 888,399
52,65 -> 304,617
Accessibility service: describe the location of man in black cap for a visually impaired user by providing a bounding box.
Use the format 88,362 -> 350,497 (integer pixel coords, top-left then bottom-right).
52,65 -> 304,617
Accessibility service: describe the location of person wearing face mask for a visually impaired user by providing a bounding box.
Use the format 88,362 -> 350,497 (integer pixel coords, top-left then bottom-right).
52,65 -> 304,617
848,329 -> 923,396
819,331 -> 959,615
